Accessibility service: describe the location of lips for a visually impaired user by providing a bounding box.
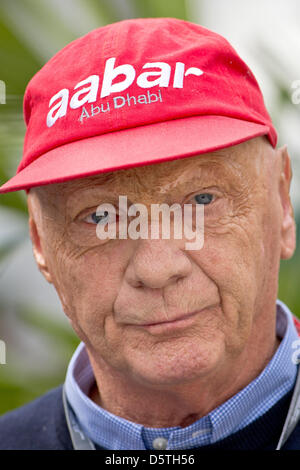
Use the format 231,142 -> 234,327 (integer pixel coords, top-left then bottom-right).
139,309 -> 201,327
122,303 -> 219,333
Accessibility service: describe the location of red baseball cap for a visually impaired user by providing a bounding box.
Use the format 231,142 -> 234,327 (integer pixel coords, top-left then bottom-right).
0,17 -> 277,194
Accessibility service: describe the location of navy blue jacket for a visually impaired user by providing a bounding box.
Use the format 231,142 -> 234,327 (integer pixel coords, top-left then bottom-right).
0,385 -> 299,450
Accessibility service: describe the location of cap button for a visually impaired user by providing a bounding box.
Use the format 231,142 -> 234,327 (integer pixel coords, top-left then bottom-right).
152,437 -> 168,450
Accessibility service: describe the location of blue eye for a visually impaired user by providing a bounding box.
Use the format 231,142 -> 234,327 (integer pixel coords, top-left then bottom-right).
194,193 -> 213,205
85,211 -> 109,224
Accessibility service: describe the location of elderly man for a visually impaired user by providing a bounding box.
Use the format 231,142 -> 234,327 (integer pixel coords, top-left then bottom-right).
0,17 -> 299,451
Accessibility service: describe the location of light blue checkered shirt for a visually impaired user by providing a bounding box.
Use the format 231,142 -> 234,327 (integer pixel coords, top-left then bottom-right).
64,299 -> 299,450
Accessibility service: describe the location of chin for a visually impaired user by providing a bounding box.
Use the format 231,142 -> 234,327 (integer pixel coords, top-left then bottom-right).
126,338 -> 225,387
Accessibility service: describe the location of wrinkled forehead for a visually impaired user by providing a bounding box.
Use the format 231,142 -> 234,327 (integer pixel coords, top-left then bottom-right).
29,136 -> 274,207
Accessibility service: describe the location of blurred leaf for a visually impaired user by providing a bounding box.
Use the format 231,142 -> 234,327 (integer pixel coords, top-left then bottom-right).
0,15 -> 42,91
132,0 -> 187,19
0,191 -> 28,213
18,307 -> 79,351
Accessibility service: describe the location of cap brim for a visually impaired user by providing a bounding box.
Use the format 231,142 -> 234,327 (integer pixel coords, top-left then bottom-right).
0,115 -> 270,194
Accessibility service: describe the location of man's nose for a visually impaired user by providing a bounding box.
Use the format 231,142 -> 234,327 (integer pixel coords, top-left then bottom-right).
124,239 -> 192,289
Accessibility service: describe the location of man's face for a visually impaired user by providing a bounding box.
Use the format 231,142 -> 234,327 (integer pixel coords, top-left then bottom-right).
28,136 -> 295,387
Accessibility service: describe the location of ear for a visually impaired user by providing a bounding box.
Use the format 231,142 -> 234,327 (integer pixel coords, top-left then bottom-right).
27,195 -> 53,284
278,145 -> 296,260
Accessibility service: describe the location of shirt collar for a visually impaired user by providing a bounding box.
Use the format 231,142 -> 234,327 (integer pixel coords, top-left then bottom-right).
64,299 -> 299,450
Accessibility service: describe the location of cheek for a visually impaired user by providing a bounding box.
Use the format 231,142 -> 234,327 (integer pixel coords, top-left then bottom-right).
256,199 -> 282,295
48,242 -> 126,332
199,220 -> 260,286
202,191 -> 282,287
189,218 -> 268,340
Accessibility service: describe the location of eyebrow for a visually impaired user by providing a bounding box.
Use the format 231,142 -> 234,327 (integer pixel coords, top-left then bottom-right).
74,166 -> 233,199
59,171 -> 117,194
83,171 -> 117,185
62,152 -> 244,199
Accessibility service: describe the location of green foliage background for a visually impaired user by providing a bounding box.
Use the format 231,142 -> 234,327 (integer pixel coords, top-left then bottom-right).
0,0 -> 299,415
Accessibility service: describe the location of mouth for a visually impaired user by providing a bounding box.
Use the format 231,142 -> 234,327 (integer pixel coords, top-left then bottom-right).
133,306 -> 215,334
